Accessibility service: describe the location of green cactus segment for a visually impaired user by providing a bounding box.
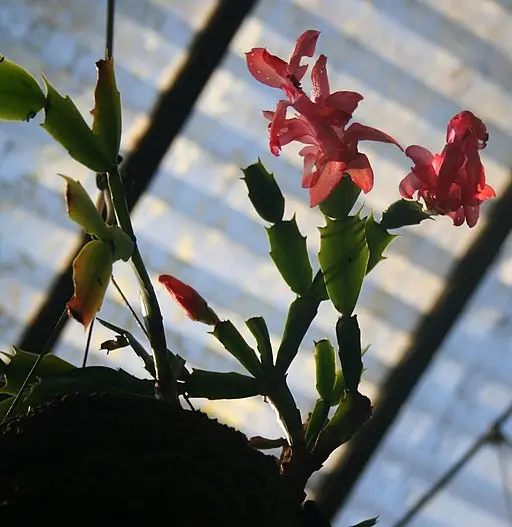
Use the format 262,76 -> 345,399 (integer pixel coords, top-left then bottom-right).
0,348 -> 75,396
336,315 -> 363,393
246,317 -> 273,372
183,369 -> 259,400
275,296 -> 320,374
92,57 -> 122,163
319,174 -> 362,219
241,160 -> 285,223
381,198 -> 432,229
267,216 -> 312,296
309,270 -> 329,302
324,391 -> 372,447
329,369 -> 346,406
364,213 -> 397,274
41,76 -> 112,172
318,215 -> 369,316
305,399 -> 330,448
67,240 -> 113,329
212,321 -> 263,378
0,55 -> 46,121
314,339 -> 336,401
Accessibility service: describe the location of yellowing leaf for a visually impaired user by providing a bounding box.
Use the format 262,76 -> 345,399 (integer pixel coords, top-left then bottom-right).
92,57 -> 122,162
61,175 -> 110,238
67,240 -> 113,328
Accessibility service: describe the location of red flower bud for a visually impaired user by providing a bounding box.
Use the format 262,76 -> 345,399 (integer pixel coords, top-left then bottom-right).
158,274 -> 219,325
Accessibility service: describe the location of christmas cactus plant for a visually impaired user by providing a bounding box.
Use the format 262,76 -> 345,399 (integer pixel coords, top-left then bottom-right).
0,31 -> 495,525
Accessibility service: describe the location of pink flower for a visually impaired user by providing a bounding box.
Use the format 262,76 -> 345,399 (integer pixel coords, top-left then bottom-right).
158,274 -> 219,325
246,30 -> 320,100
399,112 -> 495,227
246,31 -> 402,207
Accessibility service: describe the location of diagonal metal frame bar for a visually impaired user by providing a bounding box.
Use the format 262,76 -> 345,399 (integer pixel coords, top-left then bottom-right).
17,0 -> 259,353
317,178 -> 512,521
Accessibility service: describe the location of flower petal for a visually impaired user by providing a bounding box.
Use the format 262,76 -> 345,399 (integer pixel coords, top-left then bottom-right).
399,171 -> 424,199
463,203 -> 480,228
345,122 -> 403,150
268,100 -> 290,155
311,54 -> 330,102
300,146 -> 320,188
158,274 -> 218,324
309,160 -> 346,207
324,91 -> 363,116
447,111 -> 488,150
289,30 -> 321,80
405,145 -> 435,166
448,207 -> 466,227
438,142 -> 464,202
345,153 -> 374,193
245,48 -> 289,88
476,183 -> 496,200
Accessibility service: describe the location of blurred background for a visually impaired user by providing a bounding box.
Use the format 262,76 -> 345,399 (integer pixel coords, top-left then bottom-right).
0,0 -> 511,525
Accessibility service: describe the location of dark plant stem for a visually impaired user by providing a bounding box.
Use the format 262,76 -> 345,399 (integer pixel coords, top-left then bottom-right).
82,317 -> 95,367
111,275 -> 149,339
107,167 -> 178,405
266,375 -> 304,447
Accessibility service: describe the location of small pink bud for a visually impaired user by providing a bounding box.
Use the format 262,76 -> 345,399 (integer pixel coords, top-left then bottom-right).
158,274 -> 219,325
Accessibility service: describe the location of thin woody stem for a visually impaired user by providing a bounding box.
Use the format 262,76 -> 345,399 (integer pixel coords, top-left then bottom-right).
107,166 -> 178,405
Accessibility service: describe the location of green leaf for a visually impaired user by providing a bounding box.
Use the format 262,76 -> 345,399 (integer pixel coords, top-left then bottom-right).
305,398 -> 330,448
29,366 -> 153,401
182,369 -> 259,399
336,315 -> 362,392
241,160 -> 285,223
0,347 -> 75,396
314,339 -> 336,401
352,516 -> 379,527
92,57 -> 122,162
365,213 -> 397,274
61,175 -> 110,238
275,296 -> 319,374
381,199 -> 432,229
349,517 -> 379,527
319,174 -> 361,219
267,216 -> 312,296
211,321 -> 263,378
246,317 -> 273,372
67,240 -> 113,328
41,76 -> 112,172
318,215 -> 369,316
0,55 -> 45,121
0,367 -> 154,422
329,369 -> 346,406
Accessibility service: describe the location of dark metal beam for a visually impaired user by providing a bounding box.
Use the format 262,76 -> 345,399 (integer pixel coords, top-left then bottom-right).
17,0 -> 259,353
316,177 -> 512,521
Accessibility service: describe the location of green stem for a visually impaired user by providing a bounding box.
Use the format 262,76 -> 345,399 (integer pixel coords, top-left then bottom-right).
266,375 -> 304,446
107,167 -> 178,405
